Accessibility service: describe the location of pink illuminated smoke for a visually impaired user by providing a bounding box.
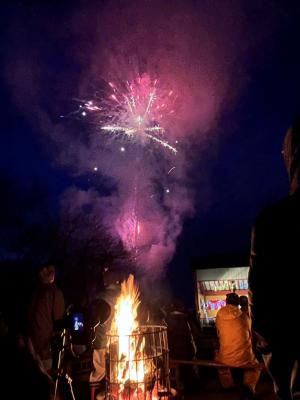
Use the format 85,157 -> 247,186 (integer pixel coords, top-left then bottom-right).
4,0 -> 284,277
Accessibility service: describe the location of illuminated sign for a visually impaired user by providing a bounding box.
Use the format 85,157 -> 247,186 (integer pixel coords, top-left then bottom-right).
198,279 -> 248,293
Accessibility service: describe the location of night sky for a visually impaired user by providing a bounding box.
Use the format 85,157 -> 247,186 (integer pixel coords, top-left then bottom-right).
1,0 -> 300,306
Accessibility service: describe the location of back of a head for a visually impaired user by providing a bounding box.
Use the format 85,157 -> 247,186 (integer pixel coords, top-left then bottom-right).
170,298 -> 185,313
226,292 -> 240,306
283,117 -> 300,192
239,295 -> 248,307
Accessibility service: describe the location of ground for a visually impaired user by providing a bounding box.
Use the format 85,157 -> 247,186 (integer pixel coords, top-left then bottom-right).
185,371 -> 277,400
69,365 -> 277,400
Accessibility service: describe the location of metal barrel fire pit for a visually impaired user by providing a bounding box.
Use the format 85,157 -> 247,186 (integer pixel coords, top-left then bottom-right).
106,325 -> 170,400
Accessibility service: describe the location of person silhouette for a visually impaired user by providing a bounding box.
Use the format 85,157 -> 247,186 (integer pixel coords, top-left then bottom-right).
249,118 -> 300,400
27,263 -> 65,371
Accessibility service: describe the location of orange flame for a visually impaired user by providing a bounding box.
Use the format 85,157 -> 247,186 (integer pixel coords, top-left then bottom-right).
110,275 -> 146,390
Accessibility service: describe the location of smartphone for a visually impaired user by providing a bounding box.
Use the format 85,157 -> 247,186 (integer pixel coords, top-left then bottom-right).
72,313 -> 84,332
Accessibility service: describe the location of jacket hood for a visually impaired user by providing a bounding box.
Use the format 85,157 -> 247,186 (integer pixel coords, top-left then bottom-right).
217,305 -> 242,321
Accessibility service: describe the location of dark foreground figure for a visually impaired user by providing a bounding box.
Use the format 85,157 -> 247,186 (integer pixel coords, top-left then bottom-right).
1,335 -> 54,400
249,118 -> 300,400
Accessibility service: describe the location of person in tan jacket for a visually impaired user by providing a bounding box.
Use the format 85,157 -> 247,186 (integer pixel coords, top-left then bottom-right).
215,293 -> 261,399
28,263 -> 65,371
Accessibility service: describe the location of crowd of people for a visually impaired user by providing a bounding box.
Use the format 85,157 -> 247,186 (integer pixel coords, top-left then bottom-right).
2,119 -> 300,400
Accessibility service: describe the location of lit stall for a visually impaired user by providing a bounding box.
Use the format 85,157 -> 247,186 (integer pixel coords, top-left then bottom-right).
195,266 -> 249,326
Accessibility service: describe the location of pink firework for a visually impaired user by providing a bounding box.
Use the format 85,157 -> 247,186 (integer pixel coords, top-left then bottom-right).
82,74 -> 178,154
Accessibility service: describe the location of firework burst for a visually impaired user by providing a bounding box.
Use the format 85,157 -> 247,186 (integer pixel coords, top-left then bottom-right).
61,74 -> 179,257
80,74 -> 178,154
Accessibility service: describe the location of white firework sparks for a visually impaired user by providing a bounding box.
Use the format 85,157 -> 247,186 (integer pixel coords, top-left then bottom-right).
81,74 -> 178,154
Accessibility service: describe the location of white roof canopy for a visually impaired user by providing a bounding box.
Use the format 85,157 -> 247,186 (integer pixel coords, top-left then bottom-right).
196,267 -> 249,281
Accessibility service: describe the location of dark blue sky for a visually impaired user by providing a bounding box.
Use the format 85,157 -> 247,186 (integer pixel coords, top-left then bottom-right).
1,0 -> 300,304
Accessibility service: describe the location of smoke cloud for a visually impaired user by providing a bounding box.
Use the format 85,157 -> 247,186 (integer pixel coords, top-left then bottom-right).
4,0 -> 283,276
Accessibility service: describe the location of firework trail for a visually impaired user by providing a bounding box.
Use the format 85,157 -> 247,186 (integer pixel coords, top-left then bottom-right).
70,74 -> 179,255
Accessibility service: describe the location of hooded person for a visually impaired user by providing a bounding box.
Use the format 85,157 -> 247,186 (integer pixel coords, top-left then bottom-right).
215,293 -> 261,399
249,118 -> 300,400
